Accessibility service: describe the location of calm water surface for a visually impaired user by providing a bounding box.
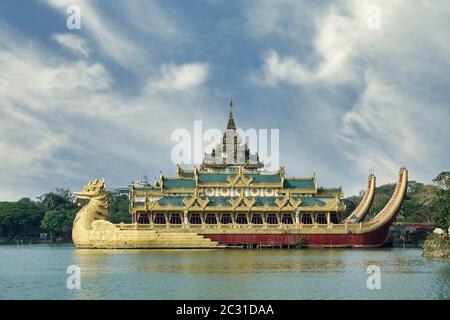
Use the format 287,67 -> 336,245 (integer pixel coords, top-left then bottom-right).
0,244 -> 448,299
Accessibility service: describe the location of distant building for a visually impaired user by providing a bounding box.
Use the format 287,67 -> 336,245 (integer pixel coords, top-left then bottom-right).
106,186 -> 131,197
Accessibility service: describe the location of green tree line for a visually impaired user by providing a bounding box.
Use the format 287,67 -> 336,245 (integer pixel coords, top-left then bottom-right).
0,188 -> 130,242
0,172 -> 449,242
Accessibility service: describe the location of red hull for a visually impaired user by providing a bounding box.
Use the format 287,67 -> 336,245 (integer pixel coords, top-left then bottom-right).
202,224 -> 392,248
202,176 -> 405,248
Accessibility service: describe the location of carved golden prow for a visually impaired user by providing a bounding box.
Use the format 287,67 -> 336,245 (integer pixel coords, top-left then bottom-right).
73,178 -> 108,230
71,178 -> 218,248
72,178 -> 119,247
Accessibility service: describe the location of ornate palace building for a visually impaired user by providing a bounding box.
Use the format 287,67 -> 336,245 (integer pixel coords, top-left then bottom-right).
129,103 -> 346,229
72,101 -> 407,248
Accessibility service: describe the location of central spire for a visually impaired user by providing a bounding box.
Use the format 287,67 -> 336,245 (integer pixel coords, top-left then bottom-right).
227,98 -> 236,130
201,99 -> 264,170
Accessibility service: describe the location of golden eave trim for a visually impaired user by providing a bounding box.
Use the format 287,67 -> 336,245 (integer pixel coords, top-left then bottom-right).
197,182 -> 283,188
131,203 -> 344,212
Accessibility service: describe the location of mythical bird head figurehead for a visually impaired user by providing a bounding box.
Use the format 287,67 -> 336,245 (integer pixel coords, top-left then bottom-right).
74,178 -> 106,200
72,178 -> 109,233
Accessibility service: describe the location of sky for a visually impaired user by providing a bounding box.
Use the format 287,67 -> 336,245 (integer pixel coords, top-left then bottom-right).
0,0 -> 449,200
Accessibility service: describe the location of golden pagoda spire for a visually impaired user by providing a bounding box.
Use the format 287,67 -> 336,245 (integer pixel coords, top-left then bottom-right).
227,98 -> 236,130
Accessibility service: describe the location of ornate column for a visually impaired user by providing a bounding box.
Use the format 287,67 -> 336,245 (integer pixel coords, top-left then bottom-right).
183,210 -> 188,225
295,210 -> 300,225
201,210 -> 205,228
263,212 -> 267,229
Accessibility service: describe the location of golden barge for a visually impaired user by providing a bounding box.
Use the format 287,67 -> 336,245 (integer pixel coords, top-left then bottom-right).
72,103 -> 407,248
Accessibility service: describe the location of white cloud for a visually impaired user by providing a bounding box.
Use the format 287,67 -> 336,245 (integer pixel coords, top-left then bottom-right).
243,0 -> 320,44
44,0 -> 144,69
0,24 -> 214,200
52,33 -> 90,57
120,1 -> 185,40
254,50 -> 356,85
247,0 -> 450,193
251,2 -> 368,86
44,0 -> 190,72
148,63 -> 209,92
2,0 -> 449,201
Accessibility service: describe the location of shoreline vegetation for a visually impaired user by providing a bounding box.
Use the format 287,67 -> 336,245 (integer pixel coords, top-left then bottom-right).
0,189 -> 130,243
423,233 -> 450,258
0,172 -> 449,249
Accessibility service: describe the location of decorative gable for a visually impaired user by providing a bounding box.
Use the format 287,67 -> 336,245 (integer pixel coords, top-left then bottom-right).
229,195 -> 256,209
183,190 -> 209,209
275,190 -> 301,209
227,168 -> 254,187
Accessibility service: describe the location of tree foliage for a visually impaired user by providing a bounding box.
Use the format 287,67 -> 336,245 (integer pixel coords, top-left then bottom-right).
107,193 -> 131,223
38,188 -> 77,212
40,210 -> 75,240
433,172 -> 450,190
431,172 -> 450,229
0,198 -> 44,238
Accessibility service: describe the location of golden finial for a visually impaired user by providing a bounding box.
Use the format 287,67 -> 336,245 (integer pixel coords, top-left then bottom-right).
227,98 -> 236,130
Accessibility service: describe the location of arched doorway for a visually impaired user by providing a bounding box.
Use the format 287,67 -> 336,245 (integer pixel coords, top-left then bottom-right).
266,213 -> 278,225
251,214 -> 263,224
169,213 -> 182,224
220,213 -> 233,224
138,213 -> 150,224
235,213 -> 248,224
281,213 -> 293,224
316,213 -> 327,224
301,213 -> 312,224
189,213 -> 202,224
154,213 -> 166,224
330,213 -> 339,224
205,213 -> 217,224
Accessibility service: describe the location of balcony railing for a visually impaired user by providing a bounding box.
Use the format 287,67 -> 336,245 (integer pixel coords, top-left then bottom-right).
118,221 -> 362,231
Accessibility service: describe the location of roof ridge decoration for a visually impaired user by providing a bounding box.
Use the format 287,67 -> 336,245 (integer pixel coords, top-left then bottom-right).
145,195 -> 157,211
183,189 -> 209,209
159,172 -> 164,191
280,166 -> 285,186
275,189 -> 301,209
194,167 -> 199,185
227,170 -> 253,186
229,191 -> 256,209
279,166 -> 285,177
313,172 -> 318,190
330,196 -> 344,211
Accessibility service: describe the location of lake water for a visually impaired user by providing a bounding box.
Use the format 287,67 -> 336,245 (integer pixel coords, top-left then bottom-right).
0,244 -> 448,300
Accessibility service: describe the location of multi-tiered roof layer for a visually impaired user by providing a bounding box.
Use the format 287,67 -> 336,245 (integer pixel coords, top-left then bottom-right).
130,102 -> 345,224
72,101 -> 408,248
